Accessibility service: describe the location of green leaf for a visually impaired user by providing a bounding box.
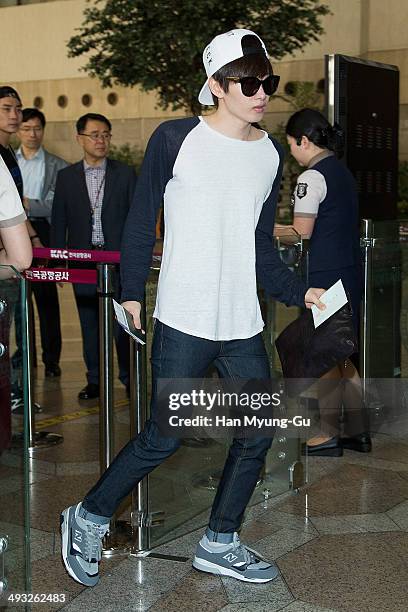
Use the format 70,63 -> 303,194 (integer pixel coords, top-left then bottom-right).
67,0 -> 330,114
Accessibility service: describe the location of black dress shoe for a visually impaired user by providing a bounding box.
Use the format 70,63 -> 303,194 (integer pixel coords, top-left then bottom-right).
302,436 -> 343,457
45,364 -> 61,378
341,433 -> 372,453
78,383 -> 99,400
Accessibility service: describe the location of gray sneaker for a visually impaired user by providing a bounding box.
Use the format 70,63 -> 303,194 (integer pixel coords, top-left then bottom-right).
60,502 -> 109,586
192,533 -> 279,583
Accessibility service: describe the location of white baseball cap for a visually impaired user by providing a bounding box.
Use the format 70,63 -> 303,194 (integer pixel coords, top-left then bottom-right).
198,29 -> 268,106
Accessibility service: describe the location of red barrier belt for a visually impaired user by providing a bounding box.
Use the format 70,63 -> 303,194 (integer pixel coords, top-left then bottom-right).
24,267 -> 97,284
32,247 -> 121,263
25,248 -> 163,283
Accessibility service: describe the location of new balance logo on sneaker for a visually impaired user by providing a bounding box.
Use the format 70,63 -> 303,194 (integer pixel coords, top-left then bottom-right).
74,529 -> 82,542
193,533 -> 279,583
223,552 -> 238,563
61,502 -> 109,587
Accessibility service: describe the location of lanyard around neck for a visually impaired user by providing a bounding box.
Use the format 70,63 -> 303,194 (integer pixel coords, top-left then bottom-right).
88,171 -> 106,213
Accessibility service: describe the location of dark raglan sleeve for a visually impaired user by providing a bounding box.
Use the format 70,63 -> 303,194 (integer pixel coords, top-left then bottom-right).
255,138 -> 307,308
120,117 -> 199,302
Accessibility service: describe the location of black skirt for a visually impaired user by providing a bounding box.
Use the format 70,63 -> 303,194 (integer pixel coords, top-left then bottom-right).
309,265 -> 363,335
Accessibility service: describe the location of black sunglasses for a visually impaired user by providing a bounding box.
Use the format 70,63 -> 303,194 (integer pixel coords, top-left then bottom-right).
226,75 -> 280,97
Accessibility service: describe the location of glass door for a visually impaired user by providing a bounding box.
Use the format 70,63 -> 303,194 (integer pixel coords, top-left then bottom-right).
255,234 -> 306,503
145,268 -> 229,546
147,236 -> 305,547
363,220 -> 405,435
0,268 -> 31,605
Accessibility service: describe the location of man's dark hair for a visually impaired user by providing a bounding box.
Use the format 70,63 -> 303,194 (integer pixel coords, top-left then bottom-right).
0,85 -> 21,103
211,35 -> 273,106
76,113 -> 112,134
22,107 -> 46,127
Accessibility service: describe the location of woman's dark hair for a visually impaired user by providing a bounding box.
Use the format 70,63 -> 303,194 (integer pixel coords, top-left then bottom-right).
211,35 -> 273,106
286,108 -> 344,157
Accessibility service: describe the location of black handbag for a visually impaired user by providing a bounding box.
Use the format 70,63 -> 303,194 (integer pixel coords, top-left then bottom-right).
275,302 -> 358,396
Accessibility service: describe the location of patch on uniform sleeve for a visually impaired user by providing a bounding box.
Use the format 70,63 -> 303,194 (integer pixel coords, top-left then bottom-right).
296,183 -> 308,199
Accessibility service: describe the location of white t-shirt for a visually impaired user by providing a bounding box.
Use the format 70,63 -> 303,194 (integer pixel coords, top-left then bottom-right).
0,154 -> 26,228
153,117 -> 279,340
121,116 -> 306,340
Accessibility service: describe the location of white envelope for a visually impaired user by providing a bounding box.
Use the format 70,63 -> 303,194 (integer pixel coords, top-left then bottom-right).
311,279 -> 348,329
112,299 -> 146,345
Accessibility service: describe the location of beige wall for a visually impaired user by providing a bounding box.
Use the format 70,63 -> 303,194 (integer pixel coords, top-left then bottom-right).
7,0 -> 402,76
1,0 -> 408,158
281,0 -> 366,61
9,78 -> 185,124
1,0 -> 88,81
367,0 -> 408,52
281,0 -> 408,62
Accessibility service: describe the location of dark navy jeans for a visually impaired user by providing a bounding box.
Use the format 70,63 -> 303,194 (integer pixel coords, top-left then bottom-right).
83,321 -> 273,536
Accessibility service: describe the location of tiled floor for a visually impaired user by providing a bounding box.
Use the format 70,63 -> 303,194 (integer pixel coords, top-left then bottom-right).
1,286 -> 408,611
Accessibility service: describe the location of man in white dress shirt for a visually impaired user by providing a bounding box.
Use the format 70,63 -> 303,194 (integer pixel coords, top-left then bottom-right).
16,108 -> 68,378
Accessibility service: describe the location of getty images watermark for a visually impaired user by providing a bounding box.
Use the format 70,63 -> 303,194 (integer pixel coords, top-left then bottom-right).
156,379 -> 312,438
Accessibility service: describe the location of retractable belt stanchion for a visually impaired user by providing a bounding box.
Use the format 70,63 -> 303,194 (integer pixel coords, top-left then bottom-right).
24,248 -> 184,560
20,247 -> 121,448
22,278 -> 63,450
96,262 -> 134,557
360,219 -> 374,405
97,263 -> 115,473
127,298 -> 186,563
129,297 -> 151,555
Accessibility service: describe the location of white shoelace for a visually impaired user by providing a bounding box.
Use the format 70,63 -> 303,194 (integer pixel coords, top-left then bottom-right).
84,524 -> 108,562
231,533 -> 258,567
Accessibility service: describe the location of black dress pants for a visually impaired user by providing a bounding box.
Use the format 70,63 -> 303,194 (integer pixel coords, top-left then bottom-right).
31,219 -> 62,367
73,269 -> 129,387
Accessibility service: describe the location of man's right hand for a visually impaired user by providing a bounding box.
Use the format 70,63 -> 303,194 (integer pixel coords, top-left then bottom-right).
121,300 -> 145,334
